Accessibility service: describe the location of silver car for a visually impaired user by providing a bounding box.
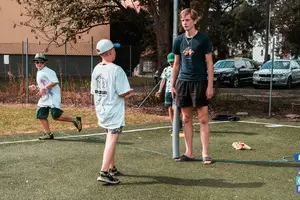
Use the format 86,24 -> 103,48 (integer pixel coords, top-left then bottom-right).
253,59 -> 300,89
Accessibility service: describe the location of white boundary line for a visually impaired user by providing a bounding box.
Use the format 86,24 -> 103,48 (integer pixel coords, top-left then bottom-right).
0,121 -> 228,146
238,120 -> 300,128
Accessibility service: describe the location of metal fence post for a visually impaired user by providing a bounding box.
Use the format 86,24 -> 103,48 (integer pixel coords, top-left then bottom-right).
91,36 -> 94,107
129,45 -> 132,77
268,37 -> 275,117
25,38 -> 29,104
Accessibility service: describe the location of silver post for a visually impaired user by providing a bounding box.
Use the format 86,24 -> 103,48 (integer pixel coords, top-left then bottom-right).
25,38 -> 29,104
91,36 -> 94,108
172,0 -> 180,159
130,45 -> 132,77
268,37 -> 275,117
64,42 -> 67,87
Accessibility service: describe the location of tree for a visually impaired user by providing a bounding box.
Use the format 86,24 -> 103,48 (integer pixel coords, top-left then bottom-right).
16,0 -> 173,72
275,0 -> 300,56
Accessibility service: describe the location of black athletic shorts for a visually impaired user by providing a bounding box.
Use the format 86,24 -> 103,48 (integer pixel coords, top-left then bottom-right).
175,80 -> 208,108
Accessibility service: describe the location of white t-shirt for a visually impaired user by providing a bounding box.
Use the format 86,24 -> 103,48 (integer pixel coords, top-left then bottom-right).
36,66 -> 61,108
91,63 -> 131,129
160,66 -> 173,92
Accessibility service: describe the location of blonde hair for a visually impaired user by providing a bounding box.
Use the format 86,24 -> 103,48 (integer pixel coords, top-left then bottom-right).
180,8 -> 199,20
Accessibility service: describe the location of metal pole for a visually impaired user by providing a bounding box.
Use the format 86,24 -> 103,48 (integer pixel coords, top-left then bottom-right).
25,38 -> 29,104
172,0 -> 180,159
64,42 -> 67,88
268,37 -> 275,117
264,0 -> 271,62
22,41 -> 24,94
91,36 -> 94,107
129,46 -> 132,77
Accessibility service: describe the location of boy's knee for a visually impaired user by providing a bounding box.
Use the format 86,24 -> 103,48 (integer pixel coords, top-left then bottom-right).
182,115 -> 192,123
198,114 -> 209,124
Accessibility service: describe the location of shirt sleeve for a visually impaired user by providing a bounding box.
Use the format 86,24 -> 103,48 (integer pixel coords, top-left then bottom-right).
203,35 -> 213,54
160,68 -> 167,79
115,68 -> 131,96
90,70 -> 95,95
172,37 -> 181,55
48,69 -> 59,83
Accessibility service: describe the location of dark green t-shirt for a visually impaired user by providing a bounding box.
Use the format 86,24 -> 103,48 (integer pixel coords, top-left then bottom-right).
173,32 -> 212,81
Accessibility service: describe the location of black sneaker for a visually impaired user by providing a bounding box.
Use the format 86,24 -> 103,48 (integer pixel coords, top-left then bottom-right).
39,133 -> 54,140
109,167 -> 121,176
74,117 -> 82,132
97,172 -> 120,184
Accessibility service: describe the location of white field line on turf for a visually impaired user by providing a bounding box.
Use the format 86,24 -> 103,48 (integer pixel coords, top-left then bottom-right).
0,121 -> 228,146
238,120 -> 300,128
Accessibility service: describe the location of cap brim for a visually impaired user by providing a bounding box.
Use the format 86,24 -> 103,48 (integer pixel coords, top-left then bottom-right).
114,43 -> 121,48
168,59 -> 174,62
33,58 -> 47,61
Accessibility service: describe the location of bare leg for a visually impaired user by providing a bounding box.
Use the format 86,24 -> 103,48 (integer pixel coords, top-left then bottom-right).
39,119 -> 51,133
179,106 -> 194,158
101,133 -> 119,172
56,114 -> 74,122
197,106 -> 211,163
168,106 -> 174,124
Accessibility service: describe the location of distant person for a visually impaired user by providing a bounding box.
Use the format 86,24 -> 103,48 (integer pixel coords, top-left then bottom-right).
29,53 -> 82,140
171,8 -> 214,164
154,70 -> 160,85
91,39 -> 133,184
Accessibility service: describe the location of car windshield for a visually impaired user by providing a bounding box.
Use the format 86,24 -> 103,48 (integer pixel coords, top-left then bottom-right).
261,61 -> 290,70
214,61 -> 235,69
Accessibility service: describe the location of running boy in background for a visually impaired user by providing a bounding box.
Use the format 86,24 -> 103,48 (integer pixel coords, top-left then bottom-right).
156,53 -> 183,138
91,39 -> 133,184
29,53 -> 82,140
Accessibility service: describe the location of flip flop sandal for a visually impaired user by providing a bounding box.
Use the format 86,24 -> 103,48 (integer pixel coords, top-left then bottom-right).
175,155 -> 196,162
203,156 -> 213,165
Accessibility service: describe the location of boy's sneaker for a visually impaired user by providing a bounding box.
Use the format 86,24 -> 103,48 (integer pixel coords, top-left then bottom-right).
74,117 -> 82,132
97,172 -> 120,184
109,167 -> 121,176
39,133 -> 54,140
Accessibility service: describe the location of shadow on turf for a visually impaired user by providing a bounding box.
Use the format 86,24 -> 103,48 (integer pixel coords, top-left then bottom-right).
54,138 -> 133,145
119,174 -> 264,188
209,130 -> 259,135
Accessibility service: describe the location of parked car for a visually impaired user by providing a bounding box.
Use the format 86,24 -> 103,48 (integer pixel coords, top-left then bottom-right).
253,59 -> 300,89
214,58 -> 257,87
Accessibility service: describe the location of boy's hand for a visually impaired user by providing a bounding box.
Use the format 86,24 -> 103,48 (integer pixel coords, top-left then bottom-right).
206,86 -> 214,99
155,91 -> 161,98
29,84 -> 37,92
171,87 -> 176,99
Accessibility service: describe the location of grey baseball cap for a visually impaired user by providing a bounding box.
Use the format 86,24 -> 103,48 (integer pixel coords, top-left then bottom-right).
33,53 -> 47,61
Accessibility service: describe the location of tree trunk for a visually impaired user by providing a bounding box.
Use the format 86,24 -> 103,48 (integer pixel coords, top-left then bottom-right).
151,0 -> 172,73
198,0 -> 210,32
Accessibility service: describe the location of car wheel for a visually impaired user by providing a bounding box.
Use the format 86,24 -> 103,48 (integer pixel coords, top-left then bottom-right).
286,77 -> 292,89
232,76 -> 239,88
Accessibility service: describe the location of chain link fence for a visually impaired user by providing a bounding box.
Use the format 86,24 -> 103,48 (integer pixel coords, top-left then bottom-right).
0,39 -> 144,105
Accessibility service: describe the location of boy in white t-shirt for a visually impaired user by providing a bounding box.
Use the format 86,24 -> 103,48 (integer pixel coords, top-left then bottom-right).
29,53 -> 82,140
91,39 -> 133,184
156,53 -> 183,137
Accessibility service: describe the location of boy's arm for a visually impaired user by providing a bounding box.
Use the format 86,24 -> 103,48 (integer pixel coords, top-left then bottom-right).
205,52 -> 214,99
119,89 -> 134,97
156,79 -> 166,93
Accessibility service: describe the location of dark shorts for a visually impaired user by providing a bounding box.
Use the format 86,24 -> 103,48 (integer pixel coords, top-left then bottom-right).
36,107 -> 64,120
106,127 -> 123,134
175,80 -> 209,108
164,92 -> 173,108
